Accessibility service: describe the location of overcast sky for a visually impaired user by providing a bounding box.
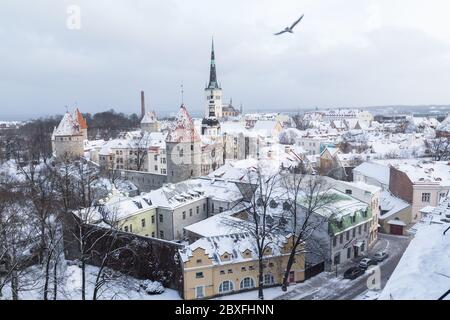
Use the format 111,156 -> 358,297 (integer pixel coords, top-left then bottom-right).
1,0 -> 450,119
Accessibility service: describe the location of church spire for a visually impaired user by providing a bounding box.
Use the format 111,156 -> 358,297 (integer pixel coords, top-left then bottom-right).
207,38 -> 220,89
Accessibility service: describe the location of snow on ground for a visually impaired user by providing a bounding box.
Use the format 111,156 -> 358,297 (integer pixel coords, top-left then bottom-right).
379,221 -> 450,300
212,282 -> 306,300
1,260 -> 181,300
354,290 -> 381,300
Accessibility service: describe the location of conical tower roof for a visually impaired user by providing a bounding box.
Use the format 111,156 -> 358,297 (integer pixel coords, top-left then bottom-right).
166,104 -> 201,143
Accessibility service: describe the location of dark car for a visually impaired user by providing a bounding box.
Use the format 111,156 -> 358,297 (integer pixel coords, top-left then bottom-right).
343,267 -> 365,280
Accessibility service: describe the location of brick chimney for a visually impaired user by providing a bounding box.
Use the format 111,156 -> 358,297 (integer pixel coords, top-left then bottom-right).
141,91 -> 146,119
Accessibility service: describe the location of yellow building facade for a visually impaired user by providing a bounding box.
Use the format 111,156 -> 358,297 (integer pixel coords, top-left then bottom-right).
180,235 -> 305,300
118,207 -> 158,238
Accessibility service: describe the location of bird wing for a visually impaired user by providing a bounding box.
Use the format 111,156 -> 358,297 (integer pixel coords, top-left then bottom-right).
274,30 -> 287,35
290,14 -> 304,29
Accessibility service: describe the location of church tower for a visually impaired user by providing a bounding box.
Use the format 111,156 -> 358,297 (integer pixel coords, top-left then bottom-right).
205,39 -> 223,119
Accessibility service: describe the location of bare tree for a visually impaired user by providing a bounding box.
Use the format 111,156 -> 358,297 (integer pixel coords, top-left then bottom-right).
427,137 -> 450,161
223,166 -> 286,300
129,131 -> 151,172
279,174 -> 338,291
0,175 -> 40,300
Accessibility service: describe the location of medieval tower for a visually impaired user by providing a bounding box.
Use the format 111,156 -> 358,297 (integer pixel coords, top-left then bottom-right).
166,104 -> 202,183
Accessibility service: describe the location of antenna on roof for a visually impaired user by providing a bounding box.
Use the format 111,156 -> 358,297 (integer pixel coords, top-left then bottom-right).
181,82 -> 184,105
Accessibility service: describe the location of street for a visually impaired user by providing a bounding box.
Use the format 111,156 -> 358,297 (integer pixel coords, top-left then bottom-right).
275,233 -> 411,300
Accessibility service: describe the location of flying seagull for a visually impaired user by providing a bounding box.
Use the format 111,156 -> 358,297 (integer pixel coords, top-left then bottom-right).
274,14 -> 304,35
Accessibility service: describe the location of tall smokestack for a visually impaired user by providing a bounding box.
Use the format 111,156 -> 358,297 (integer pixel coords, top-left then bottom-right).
141,91 -> 146,119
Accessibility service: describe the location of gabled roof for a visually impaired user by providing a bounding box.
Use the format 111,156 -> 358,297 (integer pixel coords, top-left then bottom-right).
53,112 -> 83,136
179,232 -> 289,265
141,111 -> 157,124
166,104 -> 201,143
75,108 -> 88,129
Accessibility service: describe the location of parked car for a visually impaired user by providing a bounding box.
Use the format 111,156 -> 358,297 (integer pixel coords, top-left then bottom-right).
343,267 -> 365,280
358,258 -> 378,269
373,251 -> 389,262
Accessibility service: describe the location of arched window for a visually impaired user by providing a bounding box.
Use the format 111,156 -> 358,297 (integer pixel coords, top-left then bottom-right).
219,280 -> 234,293
264,274 -> 274,285
240,277 -> 255,289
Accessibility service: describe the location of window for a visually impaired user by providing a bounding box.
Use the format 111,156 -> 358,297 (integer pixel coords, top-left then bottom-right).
159,214 -> 163,223
189,209 -> 193,217
264,274 -> 274,285
227,269 -> 233,274
196,286 -> 204,299
141,219 -> 146,228
439,192 -> 447,201
154,155 -> 158,161
347,247 -> 351,259
289,271 -> 295,283
358,225 -> 362,235
124,226 -> 129,232
241,267 -> 247,272
340,234 -> 343,244
352,228 -> 356,237
195,272 -> 204,279
182,211 -> 186,220
151,232 -> 155,238
364,223 -> 368,232
345,189 -> 352,195
219,207 -> 224,213
212,203 -> 215,212
422,193 -> 431,203
346,231 -> 349,241
333,237 -> 337,247
159,230 -> 164,239
191,144 -> 194,151
334,252 -> 341,265
240,277 -> 255,289
203,204 -> 206,212
151,215 -> 155,224
154,165 -> 158,171
219,280 -> 234,293
249,266 -> 254,271
196,259 -> 202,264
220,270 -> 225,275
196,206 -> 199,214
351,215 -> 356,223
129,225 -> 133,233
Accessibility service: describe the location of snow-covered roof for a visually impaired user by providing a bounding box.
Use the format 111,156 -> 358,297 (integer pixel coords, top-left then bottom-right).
88,187 -> 156,221
141,111 -> 158,124
183,204 -> 250,238
436,115 -> 450,132
379,201 -> 450,300
353,162 -> 390,186
379,191 -> 410,219
166,104 -> 201,143
314,189 -> 369,219
375,159 -> 450,186
53,112 -> 83,136
179,232 -> 290,265
146,178 -> 242,210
